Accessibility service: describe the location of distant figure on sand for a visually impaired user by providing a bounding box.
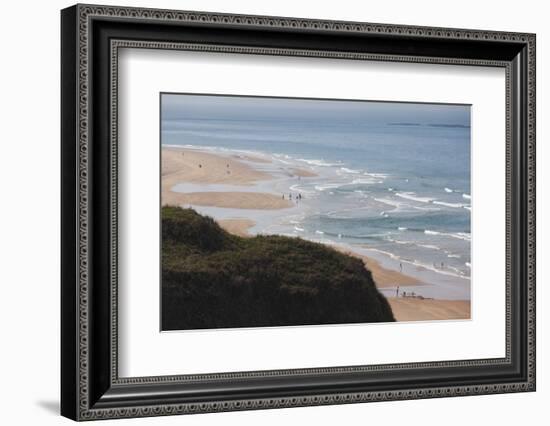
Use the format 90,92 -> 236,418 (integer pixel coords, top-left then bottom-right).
396,285 -> 400,297
399,262 -> 403,273
289,193 -> 292,200
282,194 -> 285,200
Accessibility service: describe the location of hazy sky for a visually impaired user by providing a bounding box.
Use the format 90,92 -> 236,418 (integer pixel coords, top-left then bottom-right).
161,93 -> 470,126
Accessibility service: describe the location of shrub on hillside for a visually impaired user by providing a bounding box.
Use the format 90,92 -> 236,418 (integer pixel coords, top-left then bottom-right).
161,206 -> 395,330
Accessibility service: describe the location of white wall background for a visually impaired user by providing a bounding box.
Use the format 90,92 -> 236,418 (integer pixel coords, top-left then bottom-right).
0,0 -> 546,424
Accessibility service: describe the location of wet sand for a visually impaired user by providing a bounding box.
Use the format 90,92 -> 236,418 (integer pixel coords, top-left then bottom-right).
290,168 -> 318,177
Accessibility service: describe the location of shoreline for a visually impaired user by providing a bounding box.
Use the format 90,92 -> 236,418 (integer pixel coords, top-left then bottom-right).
163,146 -> 310,209
214,216 -> 470,321
161,146 -> 471,321
334,247 -> 422,288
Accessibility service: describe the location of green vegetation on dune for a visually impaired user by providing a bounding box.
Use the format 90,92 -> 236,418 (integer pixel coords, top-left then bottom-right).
162,206 -> 395,330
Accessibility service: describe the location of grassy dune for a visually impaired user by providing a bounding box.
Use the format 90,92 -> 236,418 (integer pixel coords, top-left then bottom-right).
162,206 -> 395,330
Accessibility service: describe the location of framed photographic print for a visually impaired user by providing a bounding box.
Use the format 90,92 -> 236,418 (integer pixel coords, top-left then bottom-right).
61,4 -> 536,421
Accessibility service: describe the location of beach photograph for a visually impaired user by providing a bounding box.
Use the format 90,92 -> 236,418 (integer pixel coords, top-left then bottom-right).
160,93 -> 471,331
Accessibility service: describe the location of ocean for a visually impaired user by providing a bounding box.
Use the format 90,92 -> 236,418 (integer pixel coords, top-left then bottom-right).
161,95 -> 471,299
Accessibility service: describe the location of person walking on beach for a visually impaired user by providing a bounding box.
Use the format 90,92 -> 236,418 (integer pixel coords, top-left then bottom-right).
396,285 -> 400,297
282,194 -> 285,200
399,262 -> 403,273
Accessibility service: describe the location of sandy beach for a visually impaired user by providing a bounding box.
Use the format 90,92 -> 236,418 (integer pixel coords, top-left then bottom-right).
336,248 -> 421,288
162,146 -> 470,322
162,147 -> 292,209
217,218 -> 256,237
311,246 -> 468,322
388,298 -> 470,321
168,192 -> 292,210
162,147 -> 270,184
349,251 -> 470,321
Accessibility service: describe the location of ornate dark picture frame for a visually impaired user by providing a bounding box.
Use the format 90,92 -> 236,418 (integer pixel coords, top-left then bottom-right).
61,4 -> 536,421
